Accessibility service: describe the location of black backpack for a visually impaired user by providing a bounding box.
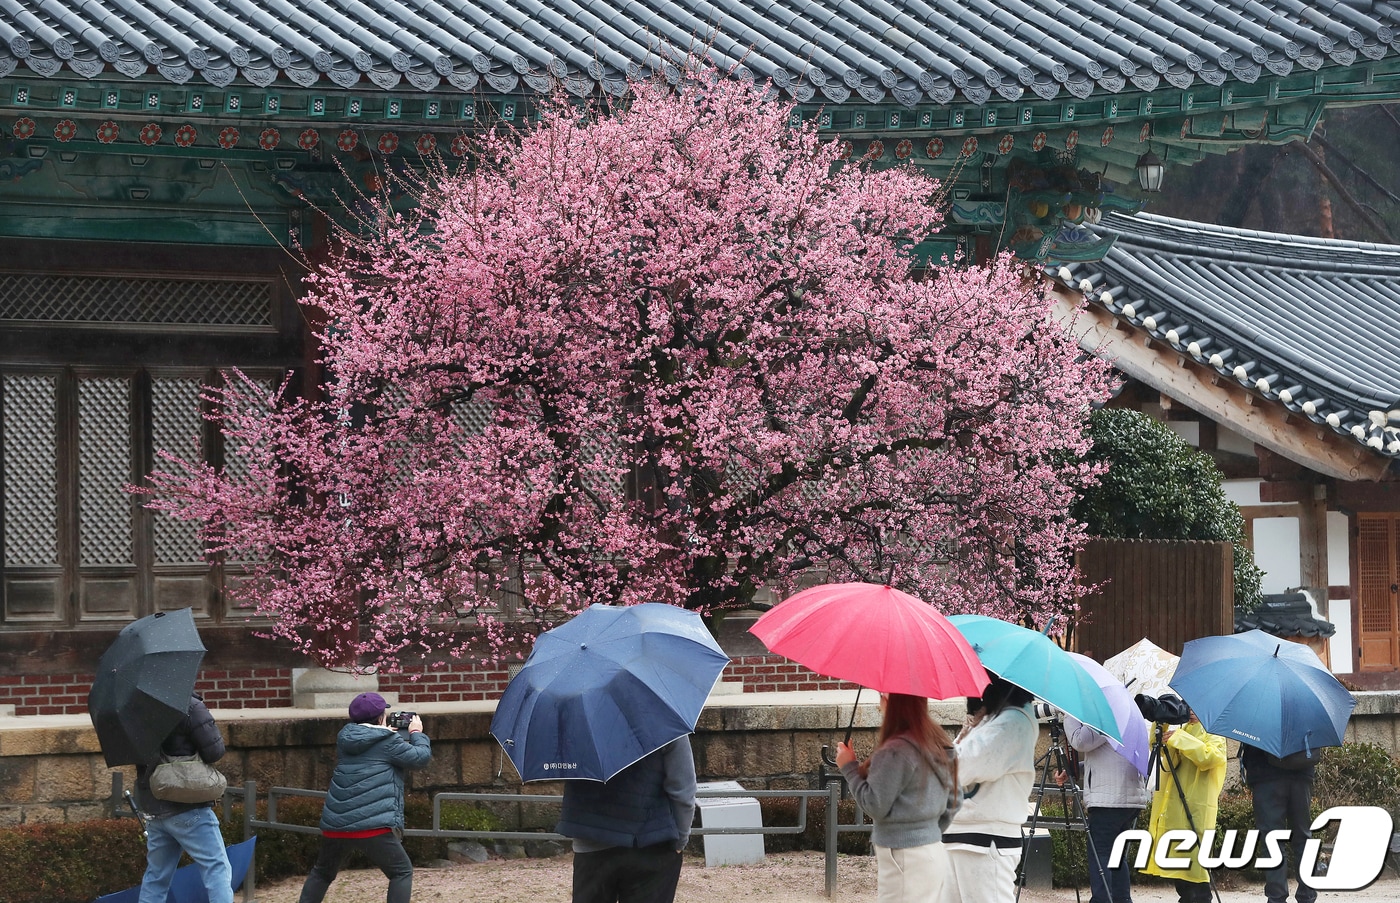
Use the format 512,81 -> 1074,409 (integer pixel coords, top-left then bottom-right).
1265,747 -> 1320,771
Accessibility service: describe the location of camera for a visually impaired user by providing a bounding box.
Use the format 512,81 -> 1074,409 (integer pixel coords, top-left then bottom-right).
1031,702 -> 1059,720
387,710 -> 417,730
1134,693 -> 1191,725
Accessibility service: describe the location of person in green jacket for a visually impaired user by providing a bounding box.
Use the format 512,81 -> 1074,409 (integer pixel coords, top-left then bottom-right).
298,692 -> 432,903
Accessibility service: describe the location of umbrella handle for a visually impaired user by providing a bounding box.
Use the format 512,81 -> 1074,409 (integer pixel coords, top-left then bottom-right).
843,687 -> 862,746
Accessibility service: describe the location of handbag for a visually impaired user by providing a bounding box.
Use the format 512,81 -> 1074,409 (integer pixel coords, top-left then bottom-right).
149,753 -> 228,804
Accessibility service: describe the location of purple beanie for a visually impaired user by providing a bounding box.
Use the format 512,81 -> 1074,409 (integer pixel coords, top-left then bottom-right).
349,692 -> 388,723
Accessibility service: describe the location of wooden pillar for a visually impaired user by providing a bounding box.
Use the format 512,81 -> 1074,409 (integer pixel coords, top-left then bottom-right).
1298,489 -> 1329,606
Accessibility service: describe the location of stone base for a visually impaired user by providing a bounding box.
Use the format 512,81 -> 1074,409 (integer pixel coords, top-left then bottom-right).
291,668 -> 398,710
708,680 -> 745,697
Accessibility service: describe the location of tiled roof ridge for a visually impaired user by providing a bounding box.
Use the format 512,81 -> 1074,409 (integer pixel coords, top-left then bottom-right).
0,1 -> 1398,102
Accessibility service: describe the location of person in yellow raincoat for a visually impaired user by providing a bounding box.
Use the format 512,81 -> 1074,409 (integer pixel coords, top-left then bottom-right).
1140,710 -> 1226,903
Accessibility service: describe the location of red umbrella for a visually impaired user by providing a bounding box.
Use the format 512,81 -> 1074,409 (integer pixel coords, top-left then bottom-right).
749,582 -> 989,700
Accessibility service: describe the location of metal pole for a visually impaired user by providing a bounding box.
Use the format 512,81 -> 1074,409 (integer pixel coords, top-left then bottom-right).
824,781 -> 839,897
243,781 -> 256,903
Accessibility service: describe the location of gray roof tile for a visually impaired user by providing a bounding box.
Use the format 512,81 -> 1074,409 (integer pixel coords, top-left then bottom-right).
1060,212 -> 1400,459
2,0 -> 1399,103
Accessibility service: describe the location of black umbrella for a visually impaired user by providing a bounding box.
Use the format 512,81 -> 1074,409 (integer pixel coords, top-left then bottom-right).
87,608 -> 207,767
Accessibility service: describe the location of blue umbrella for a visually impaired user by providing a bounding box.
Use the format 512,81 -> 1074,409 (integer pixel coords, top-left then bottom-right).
949,615 -> 1121,742
1169,629 -> 1355,757
491,603 -> 730,782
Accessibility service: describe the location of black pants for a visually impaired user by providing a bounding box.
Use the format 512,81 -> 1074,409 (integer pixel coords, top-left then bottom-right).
1252,776 -> 1318,903
298,831 -> 413,903
572,843 -> 683,903
1171,878 -> 1212,903
1085,806 -> 1141,903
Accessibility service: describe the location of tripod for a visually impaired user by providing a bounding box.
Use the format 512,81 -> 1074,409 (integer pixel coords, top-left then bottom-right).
1020,715 -> 1099,903
1146,723 -> 1223,903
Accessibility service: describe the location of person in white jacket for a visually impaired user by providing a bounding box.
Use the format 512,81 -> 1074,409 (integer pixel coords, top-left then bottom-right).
1061,715 -> 1150,903
939,674 -> 1037,903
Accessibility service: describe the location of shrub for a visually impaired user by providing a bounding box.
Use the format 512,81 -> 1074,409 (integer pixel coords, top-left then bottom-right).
0,819 -> 146,903
1073,408 -> 1264,611
0,796 -> 501,903
757,794 -> 870,855
1313,741 -> 1400,817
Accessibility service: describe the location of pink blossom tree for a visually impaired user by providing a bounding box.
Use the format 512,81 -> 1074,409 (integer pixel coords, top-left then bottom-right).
146,72 -> 1114,670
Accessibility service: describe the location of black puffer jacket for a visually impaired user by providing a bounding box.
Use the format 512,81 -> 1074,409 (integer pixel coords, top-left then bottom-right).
134,693 -> 226,818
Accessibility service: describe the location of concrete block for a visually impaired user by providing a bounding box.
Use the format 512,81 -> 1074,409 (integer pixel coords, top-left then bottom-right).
459,742 -> 499,786
21,804 -> 66,824
0,758 -> 35,802
0,806 -> 21,827
33,756 -> 97,801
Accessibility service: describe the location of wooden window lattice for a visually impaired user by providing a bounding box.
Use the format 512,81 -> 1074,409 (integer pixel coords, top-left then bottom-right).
77,376 -> 134,567
2,373 -> 59,567
0,273 -> 274,329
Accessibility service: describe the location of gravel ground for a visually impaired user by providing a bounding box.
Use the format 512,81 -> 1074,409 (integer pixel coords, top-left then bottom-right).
250,850 -> 1400,902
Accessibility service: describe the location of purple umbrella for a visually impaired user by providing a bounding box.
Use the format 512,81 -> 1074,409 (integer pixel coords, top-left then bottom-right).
1067,651 -> 1150,777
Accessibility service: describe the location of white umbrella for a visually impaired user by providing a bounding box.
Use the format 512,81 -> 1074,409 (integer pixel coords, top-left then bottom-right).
1103,638 -> 1180,698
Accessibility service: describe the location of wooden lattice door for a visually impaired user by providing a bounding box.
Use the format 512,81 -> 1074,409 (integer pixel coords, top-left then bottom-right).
1356,513 -> 1400,671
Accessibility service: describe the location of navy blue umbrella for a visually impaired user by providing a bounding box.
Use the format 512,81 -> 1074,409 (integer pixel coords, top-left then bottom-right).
1169,629 -> 1355,757
87,608 -> 207,767
491,603 -> 729,782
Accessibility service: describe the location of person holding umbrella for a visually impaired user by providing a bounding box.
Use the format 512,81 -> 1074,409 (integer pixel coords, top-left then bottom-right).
86,609 -> 234,903
135,693 -> 233,903
491,603 -> 729,903
1140,709 -> 1226,903
939,674 -> 1038,903
834,693 -> 959,903
1240,741 -> 1318,903
1060,713 -> 1150,903
556,736 -> 697,903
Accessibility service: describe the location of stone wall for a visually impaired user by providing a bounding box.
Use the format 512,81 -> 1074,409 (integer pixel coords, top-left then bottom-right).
4,692 -> 1398,828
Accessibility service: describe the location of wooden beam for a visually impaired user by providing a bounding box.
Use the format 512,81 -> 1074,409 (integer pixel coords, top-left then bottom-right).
1333,481 -> 1400,512
1259,481 -> 1317,503
1048,285 -> 1392,483
1239,503 -> 1302,520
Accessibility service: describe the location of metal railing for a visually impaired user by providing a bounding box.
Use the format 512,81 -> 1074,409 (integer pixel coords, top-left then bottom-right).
114,774 -> 868,898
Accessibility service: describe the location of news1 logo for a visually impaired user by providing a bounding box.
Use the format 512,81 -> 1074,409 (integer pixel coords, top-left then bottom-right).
1108,806 -> 1393,890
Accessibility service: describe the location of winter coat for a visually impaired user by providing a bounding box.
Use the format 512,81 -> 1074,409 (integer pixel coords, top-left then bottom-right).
134,694 -> 225,818
319,723 -> 432,833
1066,716 -> 1149,811
945,704 -> 1037,838
1140,720 -> 1227,884
557,736 -> 696,851
840,735 -> 959,849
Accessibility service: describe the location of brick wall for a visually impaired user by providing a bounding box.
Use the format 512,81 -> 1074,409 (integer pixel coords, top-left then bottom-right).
0,656 -> 849,716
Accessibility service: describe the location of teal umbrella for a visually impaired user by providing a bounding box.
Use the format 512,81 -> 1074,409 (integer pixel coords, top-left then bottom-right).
949,615 -> 1122,742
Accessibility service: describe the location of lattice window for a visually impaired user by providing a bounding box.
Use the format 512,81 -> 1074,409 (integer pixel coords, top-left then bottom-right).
151,376 -> 206,564
222,376 -> 279,486
77,376 -> 134,567
0,274 -> 273,328
2,373 -> 59,567
1357,516 -> 1394,633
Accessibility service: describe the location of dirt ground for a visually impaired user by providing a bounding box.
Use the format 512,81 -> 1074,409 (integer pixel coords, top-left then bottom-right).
251,850 -> 1400,902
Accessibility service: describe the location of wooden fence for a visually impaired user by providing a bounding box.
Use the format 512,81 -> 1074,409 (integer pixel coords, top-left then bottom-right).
1073,538 -> 1234,659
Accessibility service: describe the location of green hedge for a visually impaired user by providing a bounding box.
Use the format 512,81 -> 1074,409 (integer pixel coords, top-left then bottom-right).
0,797 -> 503,903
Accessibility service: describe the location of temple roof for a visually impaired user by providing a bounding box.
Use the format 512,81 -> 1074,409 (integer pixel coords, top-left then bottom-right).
1058,211 -> 1400,461
2,1 -> 1400,104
